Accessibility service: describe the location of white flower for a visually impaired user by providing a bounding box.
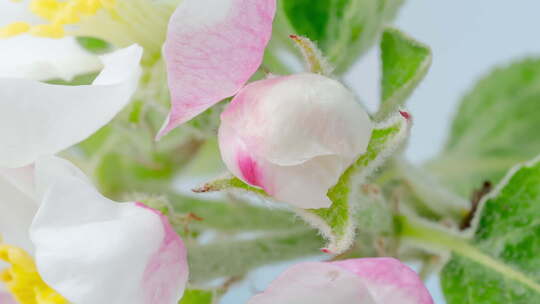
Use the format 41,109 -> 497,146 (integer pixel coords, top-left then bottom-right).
248,258 -> 433,304
1,156 -> 189,304
0,44 -> 142,168
219,74 -> 373,209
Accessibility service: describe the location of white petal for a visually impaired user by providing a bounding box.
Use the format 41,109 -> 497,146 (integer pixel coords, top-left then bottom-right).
0,1 -> 100,81
0,165 -> 35,198
221,73 -> 372,166
0,169 -> 37,252
0,36 -> 102,81
219,123 -> 340,208
0,0 -> 40,24
248,262 -> 375,304
30,156 -> 188,304
0,44 -> 143,168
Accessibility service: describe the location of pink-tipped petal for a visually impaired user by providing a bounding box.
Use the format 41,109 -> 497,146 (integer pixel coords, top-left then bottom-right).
30,156 -> 188,304
137,203 -> 188,303
218,74 -> 372,208
248,258 -> 433,304
333,258 -> 434,304
159,0 -> 276,137
247,262 -> 375,304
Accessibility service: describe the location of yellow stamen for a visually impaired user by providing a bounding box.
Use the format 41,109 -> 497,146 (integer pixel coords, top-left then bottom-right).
0,0 -> 116,39
0,244 -> 68,304
0,22 -> 31,38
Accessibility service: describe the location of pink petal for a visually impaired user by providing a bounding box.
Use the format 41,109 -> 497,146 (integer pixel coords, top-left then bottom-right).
248,258 -> 433,304
137,203 -> 189,304
332,258 -> 434,304
159,0 -> 276,138
248,262 -> 374,304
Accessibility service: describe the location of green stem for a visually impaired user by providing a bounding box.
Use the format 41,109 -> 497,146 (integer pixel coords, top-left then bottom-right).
397,215 -> 471,254
169,194 -> 306,233
393,158 -> 470,221
398,215 -> 540,292
187,229 -> 323,284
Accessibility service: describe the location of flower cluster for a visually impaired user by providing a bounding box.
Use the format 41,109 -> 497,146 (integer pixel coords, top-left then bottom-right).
0,0 -> 432,303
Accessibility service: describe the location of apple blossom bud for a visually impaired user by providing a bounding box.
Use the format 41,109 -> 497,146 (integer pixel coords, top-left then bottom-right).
248,258 -> 434,304
218,73 -> 373,209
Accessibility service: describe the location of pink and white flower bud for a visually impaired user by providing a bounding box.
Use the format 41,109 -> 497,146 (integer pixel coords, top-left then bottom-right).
248,258 -> 434,304
219,73 -> 373,209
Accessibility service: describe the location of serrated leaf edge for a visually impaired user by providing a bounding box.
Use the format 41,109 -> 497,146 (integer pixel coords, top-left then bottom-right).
467,154 -> 540,237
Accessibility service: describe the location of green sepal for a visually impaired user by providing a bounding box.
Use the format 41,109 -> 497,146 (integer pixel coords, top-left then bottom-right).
376,27 -> 432,120
296,112 -> 410,254
289,35 -> 334,75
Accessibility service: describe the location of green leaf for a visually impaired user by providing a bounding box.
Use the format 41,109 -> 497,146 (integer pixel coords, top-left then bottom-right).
179,290 -> 213,304
375,27 -> 432,120
76,36 -> 111,54
429,57 -> 540,197
439,156 -> 540,303
279,0 -> 404,73
297,112 -> 410,253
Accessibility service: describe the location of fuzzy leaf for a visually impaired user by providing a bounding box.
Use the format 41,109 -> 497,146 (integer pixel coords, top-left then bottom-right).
429,57 -> 540,197
297,112 -> 410,254
376,27 -> 431,120
441,156 -> 540,303
188,229 -> 323,284
279,0 -> 404,73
